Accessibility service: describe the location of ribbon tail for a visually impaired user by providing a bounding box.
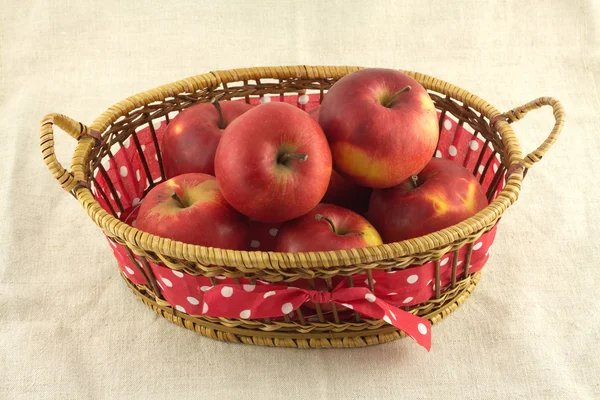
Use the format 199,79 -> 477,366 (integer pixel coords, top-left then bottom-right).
332,288 -> 432,351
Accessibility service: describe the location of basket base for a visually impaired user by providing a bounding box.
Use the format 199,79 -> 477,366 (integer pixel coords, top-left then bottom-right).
121,271 -> 481,349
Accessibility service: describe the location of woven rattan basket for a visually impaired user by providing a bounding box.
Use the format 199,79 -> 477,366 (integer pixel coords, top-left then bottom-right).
40,66 -> 564,349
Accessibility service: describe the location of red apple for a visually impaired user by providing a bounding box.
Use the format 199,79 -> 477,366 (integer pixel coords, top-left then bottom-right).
162,100 -> 252,178
275,203 -> 382,252
319,68 -> 439,189
215,102 -> 332,223
136,173 -> 249,249
367,158 -> 488,242
322,170 -> 372,215
305,105 -> 372,214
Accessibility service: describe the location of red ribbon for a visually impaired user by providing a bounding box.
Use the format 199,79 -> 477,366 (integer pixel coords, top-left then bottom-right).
198,281 -> 432,351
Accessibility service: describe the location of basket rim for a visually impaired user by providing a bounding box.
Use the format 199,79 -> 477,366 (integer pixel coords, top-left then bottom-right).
72,65 -> 525,270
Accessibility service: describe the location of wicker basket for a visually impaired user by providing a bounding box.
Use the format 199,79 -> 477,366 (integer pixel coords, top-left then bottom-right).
40,66 -> 565,349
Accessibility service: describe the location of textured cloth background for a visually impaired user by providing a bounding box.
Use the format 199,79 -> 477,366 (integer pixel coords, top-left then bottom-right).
1,0 -> 598,398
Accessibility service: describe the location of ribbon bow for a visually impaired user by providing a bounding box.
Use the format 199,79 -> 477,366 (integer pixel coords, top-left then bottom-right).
199,282 -> 431,350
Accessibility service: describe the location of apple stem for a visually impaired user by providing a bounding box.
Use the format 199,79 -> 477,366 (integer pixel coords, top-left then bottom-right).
384,85 -> 412,107
211,97 -> 226,129
170,192 -> 186,208
411,175 -> 419,189
277,152 -> 308,164
315,214 -> 337,234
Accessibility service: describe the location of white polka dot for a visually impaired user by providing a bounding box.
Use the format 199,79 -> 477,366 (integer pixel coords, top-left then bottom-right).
473,242 -> 483,250
444,120 -> 452,130
141,145 -> 146,152
172,270 -> 184,278
109,193 -> 114,200
161,277 -> 173,287
469,140 -> 479,151
239,309 -> 251,319
298,94 -> 309,105
135,170 -> 141,181
243,284 -> 255,292
364,278 -> 376,285
264,291 -> 276,298
407,275 -> 419,284
187,296 -> 199,305
427,279 -> 433,286
440,257 -> 449,266
341,303 -> 353,309
269,228 -> 278,237
155,154 -> 158,161
116,191 -> 121,198
383,315 -> 392,324
387,292 -> 397,296
120,166 -> 128,177
250,240 -> 260,248
403,297 -> 413,304
418,323 -> 428,335
260,96 -> 271,104
132,198 -> 140,206
365,293 -> 376,302
175,305 -> 186,313
387,270 -> 397,274
390,310 -> 396,320
457,261 -> 463,266
215,276 -> 226,280
152,120 -> 161,130
102,159 -> 110,171
200,286 -> 211,292
478,165 -> 485,174
493,164 -> 499,173
157,281 -> 163,290
486,248 -> 492,257
123,138 -> 131,148
448,145 -> 457,156
281,302 -> 293,314
202,302 -> 209,313
109,240 -> 117,248
435,150 -> 442,158
125,266 -> 135,275
221,286 -> 233,297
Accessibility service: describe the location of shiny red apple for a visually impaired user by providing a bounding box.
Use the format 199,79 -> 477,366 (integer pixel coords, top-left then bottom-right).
275,203 -> 382,252
319,68 -> 439,188
162,100 -> 252,178
215,102 -> 332,223
367,158 -> 488,242
136,173 -> 249,249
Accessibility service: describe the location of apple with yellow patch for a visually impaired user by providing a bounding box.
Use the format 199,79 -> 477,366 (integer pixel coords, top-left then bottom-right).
275,203 -> 382,252
367,158 -> 488,242
319,68 -> 439,188
136,173 -> 249,249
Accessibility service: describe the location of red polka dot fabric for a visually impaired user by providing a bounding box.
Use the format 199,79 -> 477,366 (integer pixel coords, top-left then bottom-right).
94,93 -> 504,351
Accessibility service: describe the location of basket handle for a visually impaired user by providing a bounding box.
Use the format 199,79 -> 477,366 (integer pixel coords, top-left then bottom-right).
40,113 -> 101,192
494,97 -> 565,169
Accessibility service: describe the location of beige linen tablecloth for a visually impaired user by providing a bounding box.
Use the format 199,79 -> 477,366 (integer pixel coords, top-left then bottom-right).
1,1 -> 598,398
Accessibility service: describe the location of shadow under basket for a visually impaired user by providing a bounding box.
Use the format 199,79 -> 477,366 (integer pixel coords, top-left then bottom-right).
40,66 -> 565,350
